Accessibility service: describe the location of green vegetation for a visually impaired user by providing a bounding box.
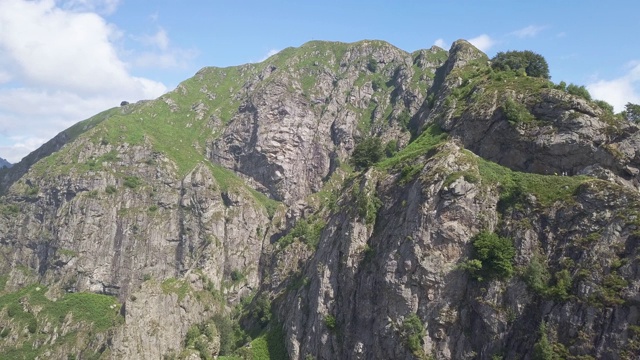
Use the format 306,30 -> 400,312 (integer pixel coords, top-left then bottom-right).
1,203 -> 20,216
161,278 -> 190,301
461,231 -> 515,281
278,216 -> 326,249
475,155 -> 592,207
244,325 -> 289,360
0,284 -> 122,359
623,102 -> 640,123
324,315 -> 337,332
123,176 -> 142,189
105,185 -> 117,194
491,50 -> 550,79
351,137 -> 384,170
566,83 -> 592,101
353,184 -> 382,225
400,314 -> 426,356
503,97 -> 535,125
532,322 -> 554,360
378,124 -> 448,170
230,269 -> 245,283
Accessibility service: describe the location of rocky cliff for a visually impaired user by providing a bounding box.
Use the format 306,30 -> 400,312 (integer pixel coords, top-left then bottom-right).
0,39 -> 639,360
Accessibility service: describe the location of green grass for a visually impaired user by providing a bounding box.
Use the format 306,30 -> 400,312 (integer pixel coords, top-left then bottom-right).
476,156 -> 593,207
0,284 -> 122,358
161,278 -> 190,301
377,124 -> 448,170
247,326 -> 289,360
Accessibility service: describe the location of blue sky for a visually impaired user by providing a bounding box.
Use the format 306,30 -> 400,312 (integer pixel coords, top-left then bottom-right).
0,0 -> 638,163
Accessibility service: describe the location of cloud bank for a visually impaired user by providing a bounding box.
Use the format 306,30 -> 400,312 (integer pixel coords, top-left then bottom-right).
587,62 -> 640,112
0,0 -> 172,163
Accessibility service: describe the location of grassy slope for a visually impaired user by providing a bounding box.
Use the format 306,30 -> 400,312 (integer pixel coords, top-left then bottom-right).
0,281 -> 122,358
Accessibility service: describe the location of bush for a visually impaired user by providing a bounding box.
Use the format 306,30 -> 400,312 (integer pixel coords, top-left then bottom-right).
27,318 -> 37,333
503,97 -> 535,125
491,50 -> 550,79
566,84 -> 592,101
367,58 -> 378,72
105,185 -> 117,194
401,314 -> 425,353
351,137 -> 383,170
623,102 -> 640,123
533,322 -> 553,360
523,256 -> 550,293
123,176 -> 141,189
324,315 -> 337,332
385,140 -> 399,157
594,100 -> 614,114
464,231 -> 516,281
230,270 -> 244,283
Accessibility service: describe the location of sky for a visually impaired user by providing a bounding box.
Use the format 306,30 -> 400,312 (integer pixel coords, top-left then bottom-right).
0,0 -> 639,163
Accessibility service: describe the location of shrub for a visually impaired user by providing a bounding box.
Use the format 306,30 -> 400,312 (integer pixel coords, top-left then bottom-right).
351,137 -> 384,170
566,84 -> 592,101
230,269 -> 244,283
503,97 -> 535,125
324,315 -> 337,332
385,140 -> 399,157
105,185 -> 117,194
367,58 -> 378,72
123,176 -> 141,189
533,322 -> 553,360
401,314 -> 425,353
27,318 -> 37,333
491,50 -> 550,79
623,102 -> 640,123
523,256 -> 550,293
464,231 -> 516,281
250,293 -> 272,327
594,100 -> 614,114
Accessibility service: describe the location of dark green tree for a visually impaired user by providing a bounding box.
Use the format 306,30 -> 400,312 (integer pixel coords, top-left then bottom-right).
532,322 -> 554,360
468,231 -> 516,280
351,137 -> 384,170
491,50 -> 550,79
623,102 -> 640,122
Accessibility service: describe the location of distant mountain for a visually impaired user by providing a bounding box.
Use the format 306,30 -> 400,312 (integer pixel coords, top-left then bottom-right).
0,157 -> 11,169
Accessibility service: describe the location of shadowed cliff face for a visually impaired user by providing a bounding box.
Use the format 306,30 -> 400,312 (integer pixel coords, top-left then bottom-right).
0,39 -> 639,359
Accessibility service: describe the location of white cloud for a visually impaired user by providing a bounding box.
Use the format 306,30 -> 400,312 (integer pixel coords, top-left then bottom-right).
434,38 -> 448,49
56,0 -> 121,15
136,28 -> 170,51
0,136 -> 50,164
468,34 -> 496,52
258,49 -> 281,62
0,0 -> 169,163
129,27 -> 198,69
587,62 -> 640,112
511,25 -> 547,38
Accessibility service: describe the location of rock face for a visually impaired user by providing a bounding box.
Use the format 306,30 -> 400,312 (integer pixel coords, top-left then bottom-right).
1,39 -> 640,359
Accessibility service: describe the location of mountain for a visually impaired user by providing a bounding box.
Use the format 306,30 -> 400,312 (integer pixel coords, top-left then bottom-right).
1,39 -> 639,359
0,158 -> 10,169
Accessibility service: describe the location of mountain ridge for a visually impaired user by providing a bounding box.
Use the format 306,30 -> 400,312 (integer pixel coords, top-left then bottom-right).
0,39 -> 639,359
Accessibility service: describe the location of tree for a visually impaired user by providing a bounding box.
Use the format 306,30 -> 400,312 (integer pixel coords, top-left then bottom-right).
351,137 -> 383,170
466,231 -> 516,280
623,102 -> 640,123
491,50 -> 550,79
532,322 -> 554,360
